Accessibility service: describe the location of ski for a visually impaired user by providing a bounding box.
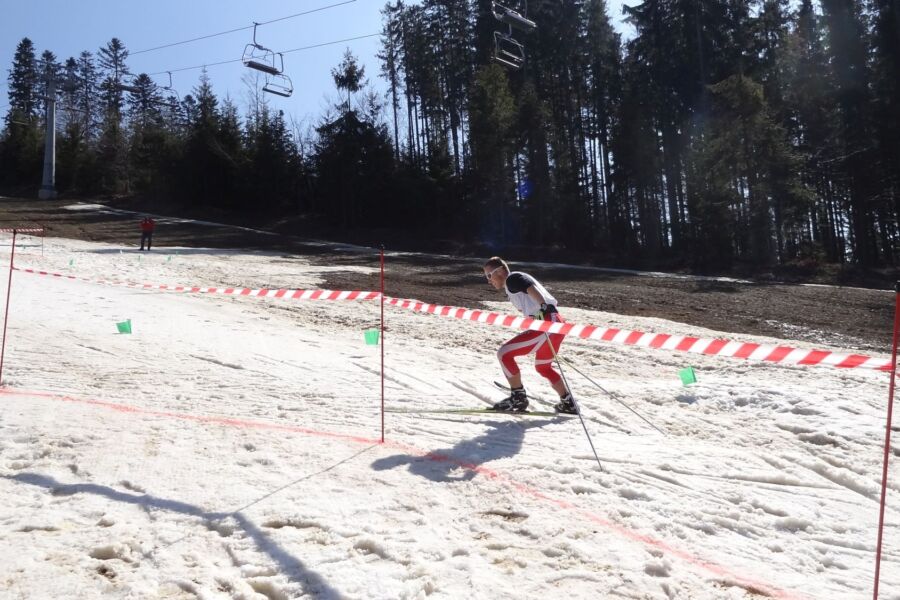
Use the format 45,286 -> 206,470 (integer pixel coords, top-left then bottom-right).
386,407 -> 574,418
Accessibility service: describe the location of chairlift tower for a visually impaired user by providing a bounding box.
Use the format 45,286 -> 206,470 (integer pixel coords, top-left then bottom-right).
38,68 -> 77,199
38,76 -> 58,199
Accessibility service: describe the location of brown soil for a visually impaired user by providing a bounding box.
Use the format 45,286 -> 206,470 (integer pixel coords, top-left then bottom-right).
1,196 -> 895,354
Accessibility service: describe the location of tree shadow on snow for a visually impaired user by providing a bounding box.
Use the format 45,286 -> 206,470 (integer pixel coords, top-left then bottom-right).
4,469 -> 359,599
371,419 -> 550,482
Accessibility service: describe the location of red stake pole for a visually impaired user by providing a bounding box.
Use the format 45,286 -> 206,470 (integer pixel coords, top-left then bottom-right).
0,230 -> 18,386
874,281 -> 900,599
380,246 -> 385,443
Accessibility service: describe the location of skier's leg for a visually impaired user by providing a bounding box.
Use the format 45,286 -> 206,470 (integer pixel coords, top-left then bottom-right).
534,331 -> 564,385
535,332 -> 576,413
497,330 -> 543,381
493,330 -> 543,411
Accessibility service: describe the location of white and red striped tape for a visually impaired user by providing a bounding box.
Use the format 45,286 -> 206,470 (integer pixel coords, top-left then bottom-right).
0,228 -> 44,234
384,297 -> 891,371
13,265 -> 892,372
11,267 -> 379,301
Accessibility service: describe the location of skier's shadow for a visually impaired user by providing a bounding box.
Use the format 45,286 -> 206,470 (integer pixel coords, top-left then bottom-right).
3,471 -> 345,599
372,418 -> 550,482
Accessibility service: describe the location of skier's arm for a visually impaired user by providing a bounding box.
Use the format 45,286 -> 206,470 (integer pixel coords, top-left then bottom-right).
526,285 -> 558,320
526,285 -> 549,306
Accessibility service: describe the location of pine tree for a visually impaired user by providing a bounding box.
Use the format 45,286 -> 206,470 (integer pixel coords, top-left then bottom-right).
690,75 -> 808,266
819,0 -> 878,265
582,0 -> 622,249
6,38 -> 40,120
468,63 -> 516,242
782,0 -> 842,262
1,38 -> 42,186
73,51 -> 101,143
379,0 -> 405,161
331,49 -> 366,116
97,38 -> 131,114
871,0 -> 900,263
180,70 -> 229,206
95,38 -> 132,193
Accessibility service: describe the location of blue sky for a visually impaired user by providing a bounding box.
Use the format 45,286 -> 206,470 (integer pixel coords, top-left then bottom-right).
2,0 -> 635,126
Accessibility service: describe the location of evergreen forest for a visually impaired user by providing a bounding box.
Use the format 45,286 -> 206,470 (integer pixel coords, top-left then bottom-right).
2,0 -> 898,274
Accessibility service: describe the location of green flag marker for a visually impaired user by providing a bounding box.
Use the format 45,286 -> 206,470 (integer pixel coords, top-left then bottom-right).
364,329 -> 380,345
68,258 -> 74,266
167,255 -> 172,262
116,319 -> 132,334
678,367 -> 697,386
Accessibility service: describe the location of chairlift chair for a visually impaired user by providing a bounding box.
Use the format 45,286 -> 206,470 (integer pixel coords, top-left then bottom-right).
161,71 -> 177,94
492,1 -> 536,31
156,72 -> 181,108
243,23 -> 283,75
493,32 -> 526,69
263,70 -> 293,98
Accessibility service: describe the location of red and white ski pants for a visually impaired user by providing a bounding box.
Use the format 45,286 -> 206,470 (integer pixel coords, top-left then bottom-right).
497,328 -> 565,385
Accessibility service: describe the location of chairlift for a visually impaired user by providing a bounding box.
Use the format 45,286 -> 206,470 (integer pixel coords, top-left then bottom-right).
157,73 -> 182,110
243,22 -> 283,75
492,1 -> 536,32
263,70 -> 293,98
493,32 -> 526,69
161,71 -> 177,94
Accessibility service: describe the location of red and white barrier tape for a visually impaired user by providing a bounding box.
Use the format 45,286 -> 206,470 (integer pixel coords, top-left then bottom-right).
0,228 -> 44,233
14,265 -> 891,371
384,297 -> 892,372
12,267 -> 379,301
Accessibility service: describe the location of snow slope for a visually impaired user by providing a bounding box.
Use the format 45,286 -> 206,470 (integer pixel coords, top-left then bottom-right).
0,235 -> 898,600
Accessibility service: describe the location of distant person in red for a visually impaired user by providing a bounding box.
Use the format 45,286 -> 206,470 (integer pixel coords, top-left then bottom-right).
139,216 -> 155,251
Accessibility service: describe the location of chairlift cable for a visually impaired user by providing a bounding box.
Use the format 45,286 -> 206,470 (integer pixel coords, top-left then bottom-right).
259,0 -> 355,27
281,32 -> 380,55
131,0 -> 357,56
147,33 -> 379,76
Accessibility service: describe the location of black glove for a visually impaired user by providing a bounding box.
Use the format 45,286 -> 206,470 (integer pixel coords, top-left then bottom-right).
536,303 -> 558,321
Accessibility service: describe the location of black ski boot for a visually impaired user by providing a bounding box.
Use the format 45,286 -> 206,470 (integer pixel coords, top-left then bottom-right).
491,388 -> 528,412
554,393 -> 578,415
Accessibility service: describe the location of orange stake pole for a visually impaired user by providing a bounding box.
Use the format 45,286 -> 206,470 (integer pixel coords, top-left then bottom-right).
380,246 -> 385,443
0,230 -> 18,386
874,281 -> 900,599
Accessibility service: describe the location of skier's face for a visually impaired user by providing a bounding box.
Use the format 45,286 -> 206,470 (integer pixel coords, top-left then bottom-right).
484,266 -> 505,289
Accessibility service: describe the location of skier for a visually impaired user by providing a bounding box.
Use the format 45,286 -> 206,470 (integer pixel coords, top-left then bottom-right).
139,216 -> 155,251
483,257 -> 577,414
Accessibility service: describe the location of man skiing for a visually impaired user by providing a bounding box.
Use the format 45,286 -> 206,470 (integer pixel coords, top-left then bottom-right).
483,257 -> 577,414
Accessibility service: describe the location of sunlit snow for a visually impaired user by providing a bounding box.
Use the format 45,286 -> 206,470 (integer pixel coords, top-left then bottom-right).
0,234 -> 897,599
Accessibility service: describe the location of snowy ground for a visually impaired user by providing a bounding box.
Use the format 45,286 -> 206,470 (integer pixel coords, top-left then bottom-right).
0,235 -> 898,600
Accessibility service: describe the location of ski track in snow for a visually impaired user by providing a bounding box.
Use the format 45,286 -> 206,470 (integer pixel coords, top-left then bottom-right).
0,237 -> 898,599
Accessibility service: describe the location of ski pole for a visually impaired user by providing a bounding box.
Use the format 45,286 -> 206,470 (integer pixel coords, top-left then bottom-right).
559,355 -> 667,436
543,332 -> 605,473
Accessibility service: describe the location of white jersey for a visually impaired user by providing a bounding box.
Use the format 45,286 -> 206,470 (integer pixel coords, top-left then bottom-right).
504,271 -> 557,318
